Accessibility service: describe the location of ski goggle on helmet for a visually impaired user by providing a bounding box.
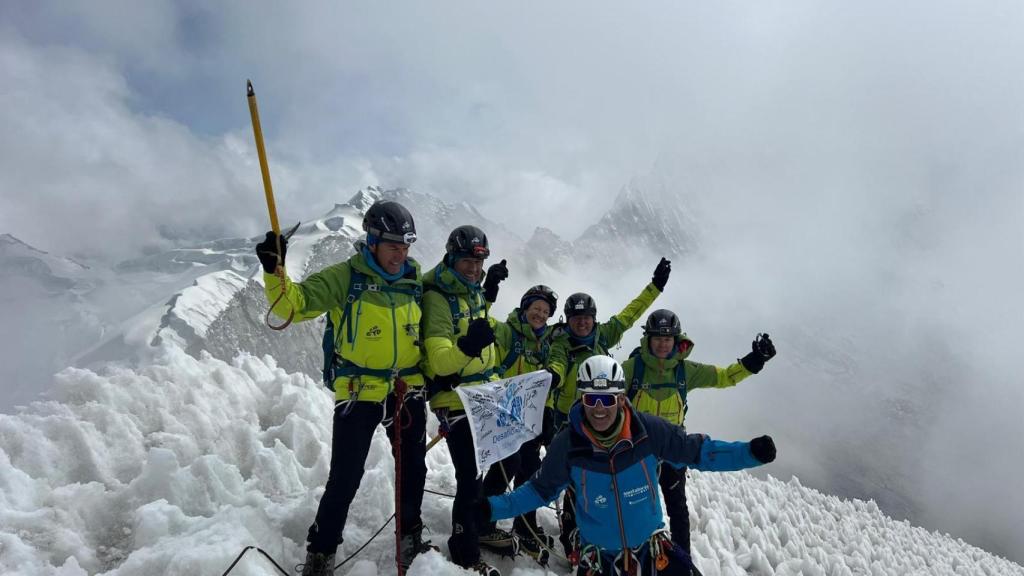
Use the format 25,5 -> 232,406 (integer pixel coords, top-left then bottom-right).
577,355 -> 626,408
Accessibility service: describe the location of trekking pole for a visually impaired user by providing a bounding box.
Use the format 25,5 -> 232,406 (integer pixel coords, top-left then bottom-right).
425,434 -> 444,451
246,80 -> 295,331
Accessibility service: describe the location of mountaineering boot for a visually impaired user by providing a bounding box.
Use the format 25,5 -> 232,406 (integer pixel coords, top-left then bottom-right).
516,529 -> 554,566
478,526 -> 518,557
299,550 -> 335,576
398,525 -> 440,569
468,559 -> 501,576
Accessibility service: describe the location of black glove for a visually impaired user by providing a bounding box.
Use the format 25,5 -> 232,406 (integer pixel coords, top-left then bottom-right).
545,368 -> 561,389
739,333 -> 776,374
255,231 -> 287,274
426,372 -> 462,397
483,259 -> 508,303
750,435 -> 776,463
652,257 -> 671,291
457,318 -> 495,358
540,406 -> 557,445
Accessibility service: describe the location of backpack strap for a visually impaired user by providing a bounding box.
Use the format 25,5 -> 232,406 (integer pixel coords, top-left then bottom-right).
628,355 -> 646,399
628,355 -> 689,410
499,329 -> 524,374
425,284 -> 485,336
322,313 -> 339,388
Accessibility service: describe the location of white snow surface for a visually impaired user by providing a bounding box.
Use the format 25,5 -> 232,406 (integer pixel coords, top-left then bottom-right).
1,343 -> 1020,576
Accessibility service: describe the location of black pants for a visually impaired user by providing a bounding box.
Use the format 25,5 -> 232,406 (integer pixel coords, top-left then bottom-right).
659,466 -> 690,557
306,393 -> 428,553
511,406 -> 554,536
559,485 -> 578,556
445,415 -> 521,567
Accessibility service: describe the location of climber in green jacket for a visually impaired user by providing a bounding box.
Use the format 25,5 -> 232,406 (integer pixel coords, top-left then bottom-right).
624,308 -> 776,569
255,200 -> 435,575
420,225 -> 514,576
488,283 -> 562,563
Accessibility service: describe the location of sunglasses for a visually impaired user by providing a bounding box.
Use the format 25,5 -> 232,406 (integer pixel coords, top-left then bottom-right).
581,392 -> 619,408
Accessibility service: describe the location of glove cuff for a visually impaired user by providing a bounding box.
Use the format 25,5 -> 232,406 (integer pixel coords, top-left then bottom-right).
739,351 -> 765,374
484,285 -> 499,303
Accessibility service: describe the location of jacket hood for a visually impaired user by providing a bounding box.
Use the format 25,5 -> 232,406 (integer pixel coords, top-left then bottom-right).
639,332 -> 695,366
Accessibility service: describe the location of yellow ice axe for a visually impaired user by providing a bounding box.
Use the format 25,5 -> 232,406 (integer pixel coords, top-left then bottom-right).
247,80 -> 281,237
247,80 -> 297,330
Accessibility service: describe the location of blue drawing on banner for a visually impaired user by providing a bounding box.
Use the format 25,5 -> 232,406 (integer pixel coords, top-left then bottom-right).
495,382 -> 524,428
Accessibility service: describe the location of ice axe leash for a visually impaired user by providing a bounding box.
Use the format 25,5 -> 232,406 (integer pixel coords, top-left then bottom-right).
247,80 -> 297,331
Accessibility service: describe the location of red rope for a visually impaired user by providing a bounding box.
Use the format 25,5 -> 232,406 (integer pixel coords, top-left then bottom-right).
393,378 -> 408,576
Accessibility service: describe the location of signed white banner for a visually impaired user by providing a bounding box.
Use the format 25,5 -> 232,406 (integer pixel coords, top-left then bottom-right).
454,370 -> 552,475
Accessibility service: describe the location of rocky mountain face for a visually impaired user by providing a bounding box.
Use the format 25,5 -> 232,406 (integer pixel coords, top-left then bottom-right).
522,181 -> 698,273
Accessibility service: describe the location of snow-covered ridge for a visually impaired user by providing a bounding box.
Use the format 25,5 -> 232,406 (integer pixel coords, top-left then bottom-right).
162,270 -> 250,339
1,341 -> 1020,575
1,232 -> 91,290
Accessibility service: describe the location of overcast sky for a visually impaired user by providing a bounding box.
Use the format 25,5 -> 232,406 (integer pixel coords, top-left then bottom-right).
2,0 -> 1023,562
5,0 -> 1015,262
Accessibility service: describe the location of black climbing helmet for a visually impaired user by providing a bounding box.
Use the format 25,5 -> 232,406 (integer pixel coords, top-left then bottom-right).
445,225 -> 490,260
564,292 -> 597,319
643,309 -> 682,337
362,201 -> 417,244
520,285 -> 558,317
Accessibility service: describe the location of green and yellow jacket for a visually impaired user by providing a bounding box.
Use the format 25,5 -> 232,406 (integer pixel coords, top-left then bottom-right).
493,309 -> 557,378
623,334 -> 752,426
421,261 -> 499,411
548,283 -> 661,415
264,249 -> 424,403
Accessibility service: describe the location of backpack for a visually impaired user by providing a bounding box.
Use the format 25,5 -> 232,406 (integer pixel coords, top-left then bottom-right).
321,270 -> 422,389
627,351 -> 689,426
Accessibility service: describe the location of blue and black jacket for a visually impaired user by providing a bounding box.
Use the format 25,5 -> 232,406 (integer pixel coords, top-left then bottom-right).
487,403 -> 764,554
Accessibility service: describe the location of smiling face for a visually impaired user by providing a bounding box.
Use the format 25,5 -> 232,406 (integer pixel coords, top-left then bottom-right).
523,300 -> 551,330
568,315 -> 595,337
453,256 -> 485,283
368,241 -> 410,275
583,394 -> 623,432
649,335 -> 676,359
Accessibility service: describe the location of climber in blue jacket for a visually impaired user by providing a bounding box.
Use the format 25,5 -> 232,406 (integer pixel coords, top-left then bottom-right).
479,355 -> 777,576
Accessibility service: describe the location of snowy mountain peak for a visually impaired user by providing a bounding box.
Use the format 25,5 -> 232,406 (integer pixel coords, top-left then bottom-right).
574,180 -> 697,264
345,185 -> 386,212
